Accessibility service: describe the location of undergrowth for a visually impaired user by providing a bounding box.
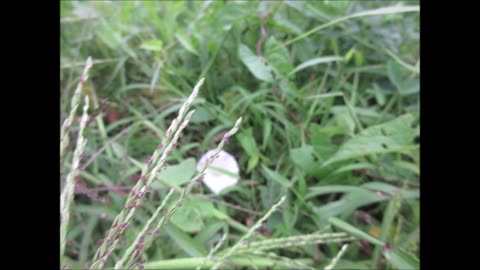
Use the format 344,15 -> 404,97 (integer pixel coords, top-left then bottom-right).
61,1 -> 420,269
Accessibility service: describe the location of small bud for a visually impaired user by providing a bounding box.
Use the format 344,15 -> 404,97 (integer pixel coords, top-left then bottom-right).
195,180 -> 202,189
223,134 -> 230,144
261,222 -> 268,230
120,223 -> 130,230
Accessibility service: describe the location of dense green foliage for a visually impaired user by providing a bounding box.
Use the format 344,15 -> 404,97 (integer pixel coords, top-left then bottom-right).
61,1 -> 419,269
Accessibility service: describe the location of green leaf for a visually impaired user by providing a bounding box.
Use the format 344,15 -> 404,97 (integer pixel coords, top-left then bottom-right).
387,61 -> 404,91
314,184 -> 419,225
140,39 -> 164,51
344,47 -> 356,63
384,248 -> 420,270
247,152 -> 260,173
289,56 -> 344,75
329,217 -> 384,246
289,146 -> 319,175
261,164 -> 291,188
190,107 -> 216,124
272,13 -> 302,34
316,189 -> 386,224
170,197 -> 217,233
329,162 -> 376,176
361,182 -> 419,198
176,31 -> 199,56
214,2 -> 255,31
323,114 -> 416,166
306,185 -> 364,200
164,223 -> 207,256
265,37 -> 293,76
387,61 -> 419,95
238,44 -> 273,82
237,128 -> 258,157
194,221 -> 225,244
155,158 -> 196,188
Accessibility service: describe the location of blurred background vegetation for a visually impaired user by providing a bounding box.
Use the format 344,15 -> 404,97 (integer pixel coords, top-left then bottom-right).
61,1 -> 419,269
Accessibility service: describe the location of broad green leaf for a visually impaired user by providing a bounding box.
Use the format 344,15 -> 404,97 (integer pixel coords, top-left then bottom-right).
170,199 -> 204,233
387,61 -> 404,91
265,37 -> 294,76
261,164 -> 291,188
140,39 -> 163,51
290,146 -> 319,175
190,107 -> 216,124
384,248 -> 420,270
155,158 -> 196,188
238,44 -> 273,82
387,61 -> 419,95
329,217 -> 384,246
323,114 -> 416,166
289,56 -> 343,75
169,197 -> 217,234
176,31 -> 199,56
290,142 -> 337,179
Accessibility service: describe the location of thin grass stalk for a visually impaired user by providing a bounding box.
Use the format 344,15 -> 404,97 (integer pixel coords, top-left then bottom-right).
60,95 -> 90,258
246,250 -> 315,270
324,244 -> 349,270
234,233 -> 355,252
210,195 -> 286,270
125,117 -> 243,269
196,232 -> 228,270
114,189 -> 175,269
90,111 -> 194,268
90,79 -> 204,269
60,57 -> 93,165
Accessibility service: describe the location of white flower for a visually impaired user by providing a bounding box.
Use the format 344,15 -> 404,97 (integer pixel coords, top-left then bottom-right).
196,149 -> 239,194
